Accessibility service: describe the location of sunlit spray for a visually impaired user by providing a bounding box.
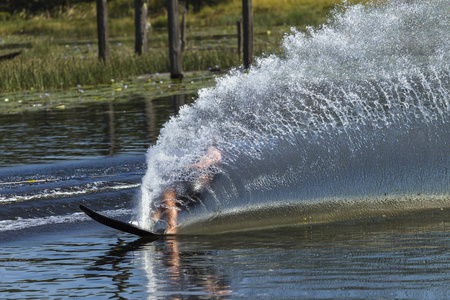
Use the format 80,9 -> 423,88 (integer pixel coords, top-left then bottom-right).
138,0 -> 449,233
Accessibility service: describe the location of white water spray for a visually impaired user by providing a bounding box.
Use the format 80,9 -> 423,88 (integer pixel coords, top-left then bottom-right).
138,0 -> 449,233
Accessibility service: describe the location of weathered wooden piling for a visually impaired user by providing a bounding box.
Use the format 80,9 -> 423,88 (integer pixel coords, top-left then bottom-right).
135,0 -> 149,55
237,19 -> 242,60
181,2 -> 187,52
242,0 -> 253,69
96,0 -> 110,62
167,0 -> 183,79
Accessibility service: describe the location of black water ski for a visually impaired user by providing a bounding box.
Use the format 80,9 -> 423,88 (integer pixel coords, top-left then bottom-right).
79,205 -> 162,239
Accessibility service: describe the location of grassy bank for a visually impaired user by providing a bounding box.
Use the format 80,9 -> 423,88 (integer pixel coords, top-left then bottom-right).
0,0 -> 367,93
0,43 -> 240,92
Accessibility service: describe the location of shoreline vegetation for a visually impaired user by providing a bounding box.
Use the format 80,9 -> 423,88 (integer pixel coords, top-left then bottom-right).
0,0 -> 366,113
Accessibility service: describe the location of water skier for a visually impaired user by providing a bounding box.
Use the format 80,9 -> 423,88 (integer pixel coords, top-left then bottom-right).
152,146 -> 222,234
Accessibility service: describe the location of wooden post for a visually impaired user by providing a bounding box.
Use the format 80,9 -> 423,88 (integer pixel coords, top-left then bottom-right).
96,0 -> 110,62
242,0 -> 253,69
181,2 -> 187,52
167,0 -> 183,79
237,19 -> 242,60
135,0 -> 149,55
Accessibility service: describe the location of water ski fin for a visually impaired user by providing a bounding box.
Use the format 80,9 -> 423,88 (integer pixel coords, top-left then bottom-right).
79,205 -> 162,239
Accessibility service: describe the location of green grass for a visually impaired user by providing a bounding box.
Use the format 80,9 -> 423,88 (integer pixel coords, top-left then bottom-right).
0,0 -> 368,93
0,38 -> 260,92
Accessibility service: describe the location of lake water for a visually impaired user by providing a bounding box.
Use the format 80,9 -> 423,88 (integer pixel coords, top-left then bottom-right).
0,95 -> 448,299
0,93 -> 191,167
1,208 -> 449,299
1,0 -> 450,298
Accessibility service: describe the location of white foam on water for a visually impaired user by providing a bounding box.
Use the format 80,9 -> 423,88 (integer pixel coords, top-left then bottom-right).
0,209 -> 133,232
0,182 -> 141,204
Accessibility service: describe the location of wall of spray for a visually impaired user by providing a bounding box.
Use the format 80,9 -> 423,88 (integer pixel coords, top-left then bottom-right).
138,0 -> 449,233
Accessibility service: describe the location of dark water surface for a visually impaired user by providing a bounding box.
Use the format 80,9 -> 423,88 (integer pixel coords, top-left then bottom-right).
1,211 -> 449,299
0,151 -> 448,298
0,94 -> 192,167
0,93 -> 449,299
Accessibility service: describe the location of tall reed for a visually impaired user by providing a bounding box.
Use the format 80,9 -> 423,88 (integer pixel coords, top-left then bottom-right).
0,47 -> 245,92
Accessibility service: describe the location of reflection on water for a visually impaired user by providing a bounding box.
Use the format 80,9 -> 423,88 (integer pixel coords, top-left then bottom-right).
143,237 -> 232,298
0,211 -> 449,299
0,93 -> 192,167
